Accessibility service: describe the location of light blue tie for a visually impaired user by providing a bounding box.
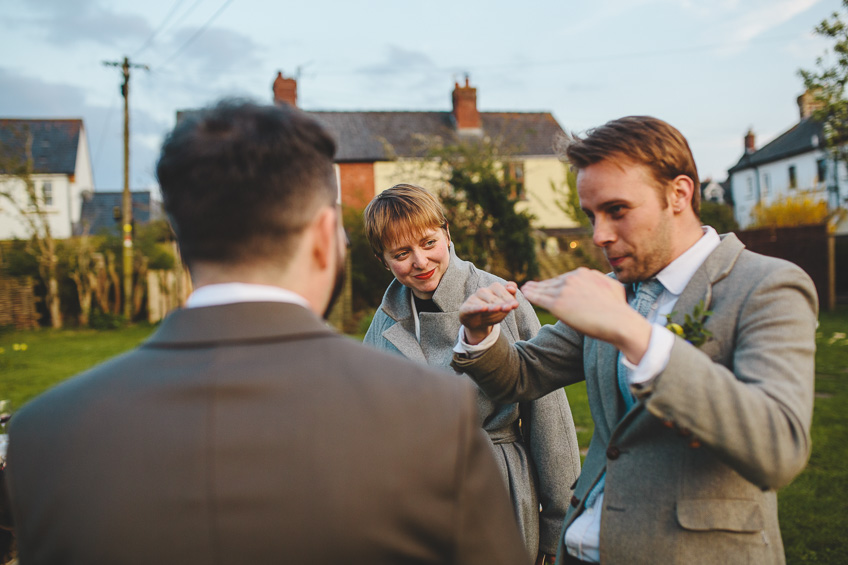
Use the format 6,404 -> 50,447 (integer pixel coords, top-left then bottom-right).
617,278 -> 665,411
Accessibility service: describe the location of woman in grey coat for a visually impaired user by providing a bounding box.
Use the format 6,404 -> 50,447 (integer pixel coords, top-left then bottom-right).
362,184 -> 581,564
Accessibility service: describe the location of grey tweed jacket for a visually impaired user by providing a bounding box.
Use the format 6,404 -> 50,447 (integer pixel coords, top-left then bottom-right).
364,246 -> 582,556
453,233 -> 818,565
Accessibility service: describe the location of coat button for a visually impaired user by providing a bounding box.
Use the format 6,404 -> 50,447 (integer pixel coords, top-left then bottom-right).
606,445 -> 621,460
570,495 -> 580,507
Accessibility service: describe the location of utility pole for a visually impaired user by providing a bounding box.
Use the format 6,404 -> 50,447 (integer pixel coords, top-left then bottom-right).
103,56 -> 148,320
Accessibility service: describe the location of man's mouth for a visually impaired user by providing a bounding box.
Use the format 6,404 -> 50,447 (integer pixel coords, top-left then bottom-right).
414,269 -> 436,281
607,255 -> 627,268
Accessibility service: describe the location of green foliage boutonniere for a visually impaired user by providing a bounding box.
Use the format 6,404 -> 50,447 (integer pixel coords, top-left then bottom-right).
665,300 -> 713,347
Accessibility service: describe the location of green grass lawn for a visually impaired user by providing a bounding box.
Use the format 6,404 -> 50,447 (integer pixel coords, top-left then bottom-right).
1,306 -> 846,563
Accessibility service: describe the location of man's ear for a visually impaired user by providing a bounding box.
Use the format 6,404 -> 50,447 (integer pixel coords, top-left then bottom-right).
312,206 -> 337,270
669,175 -> 695,214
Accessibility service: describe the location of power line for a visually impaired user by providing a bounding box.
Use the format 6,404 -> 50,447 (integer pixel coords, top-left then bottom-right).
156,0 -> 237,71
132,0 -> 189,58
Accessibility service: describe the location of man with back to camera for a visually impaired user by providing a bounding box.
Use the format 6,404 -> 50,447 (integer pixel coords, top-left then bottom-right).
5,99 -> 529,565
452,116 -> 817,564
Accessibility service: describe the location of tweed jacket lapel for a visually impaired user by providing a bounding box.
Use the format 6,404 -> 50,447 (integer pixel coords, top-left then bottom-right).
667,233 -> 744,329
143,301 -> 336,348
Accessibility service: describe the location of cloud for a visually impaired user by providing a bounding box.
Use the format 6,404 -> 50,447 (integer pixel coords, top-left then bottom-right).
155,26 -> 265,77
358,45 -> 438,76
721,0 -> 822,44
10,0 -> 151,48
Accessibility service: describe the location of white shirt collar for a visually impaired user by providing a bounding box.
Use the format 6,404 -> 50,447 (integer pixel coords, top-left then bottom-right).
185,282 -> 312,310
654,226 -> 721,296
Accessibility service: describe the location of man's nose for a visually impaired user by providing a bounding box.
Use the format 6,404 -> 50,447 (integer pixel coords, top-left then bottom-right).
592,216 -> 615,247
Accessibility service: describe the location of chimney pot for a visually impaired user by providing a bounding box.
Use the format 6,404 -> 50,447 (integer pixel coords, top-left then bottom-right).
273,71 -> 298,107
452,76 -> 481,131
744,129 -> 755,154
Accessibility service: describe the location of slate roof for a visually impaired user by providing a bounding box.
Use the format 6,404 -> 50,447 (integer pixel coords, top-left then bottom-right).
0,119 -> 82,175
78,191 -> 155,236
309,111 -> 564,162
728,118 -> 825,174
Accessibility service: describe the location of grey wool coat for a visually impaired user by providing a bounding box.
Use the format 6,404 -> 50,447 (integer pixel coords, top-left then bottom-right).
452,233 -> 818,565
364,246 -> 582,556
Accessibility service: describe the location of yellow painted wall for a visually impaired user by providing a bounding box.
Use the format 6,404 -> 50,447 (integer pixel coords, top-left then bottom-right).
371,157 -> 578,230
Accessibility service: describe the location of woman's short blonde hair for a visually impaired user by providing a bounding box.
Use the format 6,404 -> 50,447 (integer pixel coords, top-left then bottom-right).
363,183 -> 448,259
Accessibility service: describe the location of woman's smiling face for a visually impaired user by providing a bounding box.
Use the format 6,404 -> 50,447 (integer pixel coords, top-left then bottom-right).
382,227 -> 451,299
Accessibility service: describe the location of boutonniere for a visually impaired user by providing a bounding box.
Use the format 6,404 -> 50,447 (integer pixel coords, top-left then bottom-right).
665,300 -> 713,347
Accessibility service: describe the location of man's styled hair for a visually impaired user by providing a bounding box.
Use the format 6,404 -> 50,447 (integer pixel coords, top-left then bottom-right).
561,116 -> 701,216
363,183 -> 448,259
156,99 -> 338,268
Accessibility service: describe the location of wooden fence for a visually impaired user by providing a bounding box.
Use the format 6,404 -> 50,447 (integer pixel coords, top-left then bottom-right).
737,224 -> 836,310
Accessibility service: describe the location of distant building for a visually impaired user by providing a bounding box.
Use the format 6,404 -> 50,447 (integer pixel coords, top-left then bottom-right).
700,178 -> 730,205
727,90 -> 847,229
181,73 -> 578,232
0,118 -> 94,240
77,190 -> 160,236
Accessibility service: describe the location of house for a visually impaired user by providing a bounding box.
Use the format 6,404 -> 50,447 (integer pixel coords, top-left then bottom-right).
727,90 -> 847,229
271,72 -> 579,232
0,118 -> 94,240
700,178 -> 729,205
77,190 -> 160,236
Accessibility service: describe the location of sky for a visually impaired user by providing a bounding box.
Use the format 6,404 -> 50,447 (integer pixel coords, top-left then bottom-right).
1,0 -> 842,196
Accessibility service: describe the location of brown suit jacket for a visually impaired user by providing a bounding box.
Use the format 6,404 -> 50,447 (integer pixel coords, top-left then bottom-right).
7,302 -> 528,565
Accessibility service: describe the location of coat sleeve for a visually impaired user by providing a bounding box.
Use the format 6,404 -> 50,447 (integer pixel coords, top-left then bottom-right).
452,319 -> 586,404
639,260 -> 817,490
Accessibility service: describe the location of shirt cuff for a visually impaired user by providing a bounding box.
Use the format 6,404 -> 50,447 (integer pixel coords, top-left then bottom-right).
453,324 -> 502,357
621,323 -> 674,386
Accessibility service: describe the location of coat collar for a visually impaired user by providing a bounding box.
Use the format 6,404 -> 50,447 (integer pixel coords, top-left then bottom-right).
144,302 -> 336,348
377,244 -> 473,365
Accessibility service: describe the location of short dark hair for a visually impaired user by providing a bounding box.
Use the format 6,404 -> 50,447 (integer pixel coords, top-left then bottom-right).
560,116 -> 700,216
156,99 -> 338,268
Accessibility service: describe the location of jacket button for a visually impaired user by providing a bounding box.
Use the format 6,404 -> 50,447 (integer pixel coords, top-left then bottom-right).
570,495 -> 580,507
606,446 -> 621,460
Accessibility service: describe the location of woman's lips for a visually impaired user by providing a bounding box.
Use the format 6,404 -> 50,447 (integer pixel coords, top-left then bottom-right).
414,269 -> 436,280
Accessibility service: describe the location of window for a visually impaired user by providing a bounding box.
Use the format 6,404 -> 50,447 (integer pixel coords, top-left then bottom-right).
763,173 -> 770,197
506,162 -> 525,200
42,181 -> 53,206
817,158 -> 827,184
746,177 -> 754,199
788,165 -> 797,189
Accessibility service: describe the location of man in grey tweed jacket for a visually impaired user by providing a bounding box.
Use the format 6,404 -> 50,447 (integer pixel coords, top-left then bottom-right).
453,116 -> 817,565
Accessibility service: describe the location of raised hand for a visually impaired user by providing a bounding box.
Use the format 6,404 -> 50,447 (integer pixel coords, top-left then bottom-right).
459,281 -> 521,344
521,268 -> 652,363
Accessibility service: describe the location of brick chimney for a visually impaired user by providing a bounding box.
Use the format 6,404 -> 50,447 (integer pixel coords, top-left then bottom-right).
452,75 -> 481,131
744,129 -> 755,154
273,72 -> 297,107
797,88 -> 824,119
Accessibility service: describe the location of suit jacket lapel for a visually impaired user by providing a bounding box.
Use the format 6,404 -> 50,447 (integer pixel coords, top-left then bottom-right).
668,233 -> 745,327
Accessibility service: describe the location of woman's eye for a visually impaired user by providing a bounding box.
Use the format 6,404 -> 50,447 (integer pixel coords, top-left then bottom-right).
425,239 -> 436,247
395,252 -> 408,260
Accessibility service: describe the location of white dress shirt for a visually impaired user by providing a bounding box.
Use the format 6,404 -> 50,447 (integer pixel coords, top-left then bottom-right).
454,227 -> 721,562
185,282 -> 312,310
